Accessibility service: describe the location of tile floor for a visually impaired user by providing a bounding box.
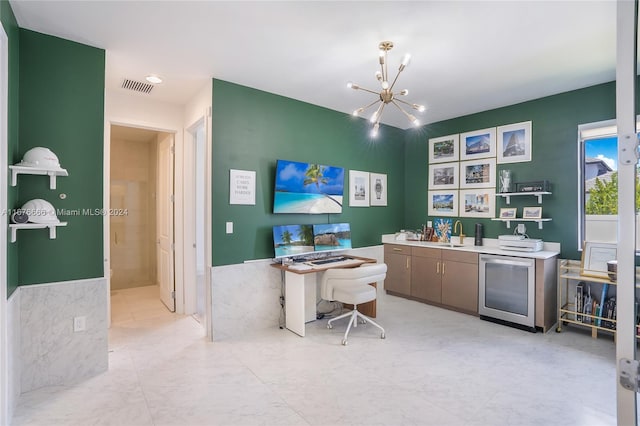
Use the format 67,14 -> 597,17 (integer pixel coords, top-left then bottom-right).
12,285 -> 618,426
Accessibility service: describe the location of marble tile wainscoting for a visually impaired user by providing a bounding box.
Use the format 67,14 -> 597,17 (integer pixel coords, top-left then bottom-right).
7,289 -> 20,421
210,246 -> 384,340
11,278 -> 108,397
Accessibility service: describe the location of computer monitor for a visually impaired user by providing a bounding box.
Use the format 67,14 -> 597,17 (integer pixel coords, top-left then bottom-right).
313,223 -> 352,253
272,224 -> 315,259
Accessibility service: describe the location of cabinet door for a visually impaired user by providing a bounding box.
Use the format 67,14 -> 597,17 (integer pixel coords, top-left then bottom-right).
441,260 -> 478,313
384,252 -> 411,296
411,256 -> 441,303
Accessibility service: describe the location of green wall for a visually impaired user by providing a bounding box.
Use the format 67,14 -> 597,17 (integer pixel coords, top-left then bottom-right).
211,79 -> 406,266
405,82 -> 618,260
1,0 -> 19,296
17,29 -> 104,284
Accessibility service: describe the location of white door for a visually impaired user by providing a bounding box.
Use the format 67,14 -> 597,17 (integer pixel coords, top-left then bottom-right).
157,133 -> 175,312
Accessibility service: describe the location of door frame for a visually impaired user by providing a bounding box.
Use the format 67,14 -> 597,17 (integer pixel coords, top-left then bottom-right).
104,120 -> 186,321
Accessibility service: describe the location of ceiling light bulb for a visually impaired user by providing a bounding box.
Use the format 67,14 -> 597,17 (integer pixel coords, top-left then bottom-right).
408,115 -> 420,126
353,108 -> 364,116
402,54 -> 411,67
371,123 -> 380,137
399,89 -> 409,96
381,81 -> 389,90
379,50 -> 385,65
414,104 -> 426,112
375,71 -> 383,81
145,75 -> 163,84
348,82 -> 360,90
370,110 -> 379,123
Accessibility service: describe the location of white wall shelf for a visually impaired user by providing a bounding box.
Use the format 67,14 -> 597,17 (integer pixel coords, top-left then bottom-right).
9,222 -> 67,243
491,217 -> 552,230
496,191 -> 551,204
9,165 -> 68,190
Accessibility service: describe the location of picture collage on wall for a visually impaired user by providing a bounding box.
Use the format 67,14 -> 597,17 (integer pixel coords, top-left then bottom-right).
349,170 -> 388,207
427,121 -> 532,218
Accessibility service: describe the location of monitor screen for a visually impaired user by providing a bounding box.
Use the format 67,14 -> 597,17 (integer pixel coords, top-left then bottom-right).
273,159 -> 344,214
313,223 -> 352,253
272,224 -> 315,259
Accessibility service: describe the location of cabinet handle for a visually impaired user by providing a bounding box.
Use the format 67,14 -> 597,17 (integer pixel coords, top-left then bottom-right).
442,263 -> 446,276
393,248 -> 402,252
406,257 -> 410,269
436,261 -> 440,274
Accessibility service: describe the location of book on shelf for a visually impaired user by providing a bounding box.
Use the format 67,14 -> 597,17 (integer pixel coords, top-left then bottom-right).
576,282 -> 584,322
596,283 -> 609,327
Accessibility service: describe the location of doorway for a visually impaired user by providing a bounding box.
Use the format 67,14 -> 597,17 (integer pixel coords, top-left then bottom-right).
109,124 -> 175,316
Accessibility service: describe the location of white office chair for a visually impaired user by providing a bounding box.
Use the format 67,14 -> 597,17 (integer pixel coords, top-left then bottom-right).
320,263 -> 387,345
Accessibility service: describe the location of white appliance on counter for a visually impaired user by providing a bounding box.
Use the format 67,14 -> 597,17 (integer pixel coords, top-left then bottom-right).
498,235 -> 543,252
478,254 -> 536,331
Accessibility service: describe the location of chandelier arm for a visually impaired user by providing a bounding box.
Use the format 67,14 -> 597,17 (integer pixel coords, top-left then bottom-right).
388,69 -> 403,92
394,98 -> 415,108
391,100 -> 415,121
356,86 -> 383,96
359,99 -> 382,112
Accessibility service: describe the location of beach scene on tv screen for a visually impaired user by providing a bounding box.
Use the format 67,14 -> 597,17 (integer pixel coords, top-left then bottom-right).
274,160 -> 344,214
273,224 -> 314,258
314,223 -> 352,252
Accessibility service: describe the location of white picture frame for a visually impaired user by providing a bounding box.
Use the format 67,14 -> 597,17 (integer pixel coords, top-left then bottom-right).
229,169 -> 256,205
428,134 -> 459,164
459,189 -> 495,218
428,190 -> 459,217
522,206 -> 542,219
428,162 -> 459,190
497,121 -> 532,164
499,207 -> 517,219
370,172 -> 387,206
460,127 -> 496,160
459,158 -> 496,189
349,170 -> 370,207
581,241 -> 617,279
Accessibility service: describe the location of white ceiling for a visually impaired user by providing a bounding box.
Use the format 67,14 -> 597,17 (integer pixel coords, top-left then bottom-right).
9,1 -> 619,129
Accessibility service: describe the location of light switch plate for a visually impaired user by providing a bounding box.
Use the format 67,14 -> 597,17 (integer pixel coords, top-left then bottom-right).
226,222 -> 233,234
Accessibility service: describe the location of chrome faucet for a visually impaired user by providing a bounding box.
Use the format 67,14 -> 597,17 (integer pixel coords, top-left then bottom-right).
454,220 -> 465,245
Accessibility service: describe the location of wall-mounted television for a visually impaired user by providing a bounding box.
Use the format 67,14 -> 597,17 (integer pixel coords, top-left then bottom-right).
272,224 -> 315,259
273,159 -> 344,214
313,223 -> 352,253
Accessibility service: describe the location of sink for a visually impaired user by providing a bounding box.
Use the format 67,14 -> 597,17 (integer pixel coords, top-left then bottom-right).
420,241 -> 465,248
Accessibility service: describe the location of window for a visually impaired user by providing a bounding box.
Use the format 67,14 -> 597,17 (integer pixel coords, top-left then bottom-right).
578,120 -> 638,250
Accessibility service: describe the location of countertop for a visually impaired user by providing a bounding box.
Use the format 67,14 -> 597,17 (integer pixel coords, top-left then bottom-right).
382,234 -> 560,260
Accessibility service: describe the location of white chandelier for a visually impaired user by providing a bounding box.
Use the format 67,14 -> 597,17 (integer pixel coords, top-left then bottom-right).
348,41 -> 425,137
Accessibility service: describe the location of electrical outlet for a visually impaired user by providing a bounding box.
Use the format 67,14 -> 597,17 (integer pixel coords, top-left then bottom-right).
226,222 -> 233,234
73,316 -> 86,332
516,223 -> 527,235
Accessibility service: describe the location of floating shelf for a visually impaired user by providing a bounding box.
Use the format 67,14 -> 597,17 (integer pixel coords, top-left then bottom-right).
9,222 -> 68,243
9,165 -> 68,190
496,191 -> 551,204
491,217 -> 552,230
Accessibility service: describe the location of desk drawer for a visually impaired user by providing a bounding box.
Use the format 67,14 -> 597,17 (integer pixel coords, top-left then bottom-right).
384,244 -> 410,256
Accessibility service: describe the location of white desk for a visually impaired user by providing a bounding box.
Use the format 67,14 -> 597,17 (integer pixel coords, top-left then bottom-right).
271,256 -> 374,336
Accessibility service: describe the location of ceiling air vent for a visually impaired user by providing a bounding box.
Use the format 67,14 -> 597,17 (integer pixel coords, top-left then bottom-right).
121,78 -> 154,94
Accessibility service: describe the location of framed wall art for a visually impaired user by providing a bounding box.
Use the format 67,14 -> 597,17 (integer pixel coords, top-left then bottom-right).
428,134 -> 459,164
460,158 -> 496,189
497,121 -> 532,163
428,190 -> 458,217
370,172 -> 387,206
460,128 -> 496,160
499,207 -> 517,219
349,170 -> 370,207
581,241 -> 617,279
428,162 -> 459,190
459,189 -> 495,218
522,206 -> 542,219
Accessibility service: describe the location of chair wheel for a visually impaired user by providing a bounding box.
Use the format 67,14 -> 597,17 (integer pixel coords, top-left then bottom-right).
327,324 -> 333,329
342,339 -> 348,346
381,333 -> 385,339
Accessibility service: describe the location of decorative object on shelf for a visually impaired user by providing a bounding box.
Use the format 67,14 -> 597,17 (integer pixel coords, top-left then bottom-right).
21,199 -> 60,224
459,127 -> 496,160
347,41 -> 425,137
348,170 -> 370,207
460,158 -> 496,189
428,162 -> 459,190
428,190 -> 458,216
515,180 -> 551,193
369,172 -> 387,206
607,260 -> 617,282
499,207 -> 517,219
459,189 -> 495,218
497,121 -> 532,164
522,206 -> 542,219
428,134 -> 459,164
433,218 -> 452,243
10,209 -> 28,224
10,146 -> 68,189
499,169 -> 512,193
581,241 -> 617,280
